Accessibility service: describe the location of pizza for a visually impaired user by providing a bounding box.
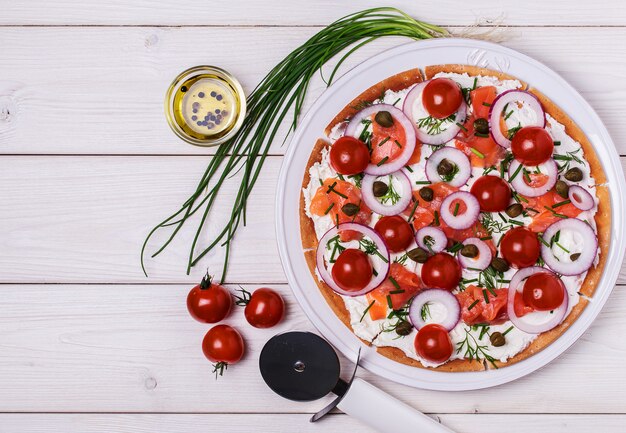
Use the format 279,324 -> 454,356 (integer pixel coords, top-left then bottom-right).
300,65 -> 610,371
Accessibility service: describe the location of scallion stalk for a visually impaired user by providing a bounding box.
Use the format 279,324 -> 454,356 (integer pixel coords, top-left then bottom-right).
142,8 -> 447,281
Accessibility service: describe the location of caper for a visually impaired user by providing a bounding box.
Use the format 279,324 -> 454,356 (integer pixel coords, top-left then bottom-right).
570,253 -> 581,261
419,186 -> 434,202
555,180 -> 569,199
374,110 -> 394,128
491,257 -> 510,273
407,247 -> 429,264
395,320 -> 413,336
490,332 -> 506,347
437,158 -> 454,176
372,181 -> 389,197
564,167 -> 583,182
460,244 -> 479,258
473,118 -> 489,135
505,203 -> 523,218
341,203 -> 359,217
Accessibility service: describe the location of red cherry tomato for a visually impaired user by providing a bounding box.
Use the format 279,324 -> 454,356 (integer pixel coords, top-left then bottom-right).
329,136 -> 370,175
511,126 -> 554,165
470,175 -> 512,212
522,272 -> 565,311
242,288 -> 285,328
374,215 -> 413,252
202,325 -> 245,377
421,253 -> 461,291
500,227 -> 540,268
187,275 -> 232,323
414,323 -> 453,364
332,248 -> 373,292
422,78 -> 463,119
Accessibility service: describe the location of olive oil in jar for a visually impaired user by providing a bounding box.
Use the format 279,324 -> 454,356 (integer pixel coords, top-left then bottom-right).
165,66 -> 246,146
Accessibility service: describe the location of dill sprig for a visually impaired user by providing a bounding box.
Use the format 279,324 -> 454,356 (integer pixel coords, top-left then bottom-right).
141,8 -> 447,281
456,327 -> 498,368
379,175 -> 401,205
480,212 -> 511,235
359,238 -> 389,263
416,114 -> 456,135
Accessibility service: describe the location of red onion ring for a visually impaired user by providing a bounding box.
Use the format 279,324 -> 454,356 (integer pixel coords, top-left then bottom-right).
361,170 -> 412,216
415,226 -> 447,253
568,185 -> 595,211
458,237 -> 493,270
440,191 -> 480,230
344,104 -> 417,176
425,146 -> 471,187
316,223 -> 390,297
541,218 -> 598,276
402,81 -> 467,145
506,267 -> 568,334
489,90 -> 545,149
408,288 -> 461,331
508,159 -> 558,198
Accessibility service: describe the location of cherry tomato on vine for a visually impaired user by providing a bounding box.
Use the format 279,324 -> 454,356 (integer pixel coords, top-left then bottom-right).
421,253 -> 461,291
187,274 -> 232,323
202,324 -> 245,378
522,272 -> 565,311
236,287 -> 285,328
511,126 -> 554,166
470,175 -> 511,212
374,215 -> 413,252
500,227 -> 540,269
422,78 -> 463,119
329,136 -> 370,175
414,323 -> 453,364
332,248 -> 373,292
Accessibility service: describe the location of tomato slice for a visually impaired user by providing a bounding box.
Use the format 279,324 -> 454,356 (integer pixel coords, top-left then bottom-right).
366,263 -> 422,321
414,323 -> 453,364
522,272 -> 565,311
329,136 -> 370,175
310,178 -> 371,241
421,253 -> 461,291
456,285 -> 508,325
332,249 -> 373,293
470,175 -> 512,212
511,126 -> 554,166
500,227 -> 540,269
374,216 -> 413,253
422,78 -> 463,119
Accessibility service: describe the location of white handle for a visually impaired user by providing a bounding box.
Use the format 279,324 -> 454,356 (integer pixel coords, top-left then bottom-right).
336,378 -> 454,433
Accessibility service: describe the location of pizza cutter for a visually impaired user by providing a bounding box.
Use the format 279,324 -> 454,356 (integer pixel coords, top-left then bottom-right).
259,331 -> 454,433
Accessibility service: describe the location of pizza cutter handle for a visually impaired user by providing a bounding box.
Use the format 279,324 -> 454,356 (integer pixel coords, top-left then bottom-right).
336,378 -> 455,433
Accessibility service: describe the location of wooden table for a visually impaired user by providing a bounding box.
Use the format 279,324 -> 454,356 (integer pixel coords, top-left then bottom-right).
1,2 -> 625,432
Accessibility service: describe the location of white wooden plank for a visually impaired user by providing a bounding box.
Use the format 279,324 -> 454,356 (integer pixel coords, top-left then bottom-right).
0,283 -> 624,413
0,27 -> 625,155
0,156 -> 625,284
1,0 -> 626,26
1,413 -> 625,433
0,156 -> 283,284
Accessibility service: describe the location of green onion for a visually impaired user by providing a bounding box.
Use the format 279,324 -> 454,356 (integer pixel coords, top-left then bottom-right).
360,300 -> 376,322
141,8 -> 447,281
468,300 -> 480,311
469,147 -> 485,159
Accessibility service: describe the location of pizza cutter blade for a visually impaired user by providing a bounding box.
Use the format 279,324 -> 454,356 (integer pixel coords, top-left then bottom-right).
259,331 -> 455,433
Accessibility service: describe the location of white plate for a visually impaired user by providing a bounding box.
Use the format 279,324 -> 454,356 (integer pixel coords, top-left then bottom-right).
275,38 -> 626,391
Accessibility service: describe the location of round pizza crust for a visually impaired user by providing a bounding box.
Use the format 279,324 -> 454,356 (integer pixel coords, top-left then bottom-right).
299,65 -> 611,372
